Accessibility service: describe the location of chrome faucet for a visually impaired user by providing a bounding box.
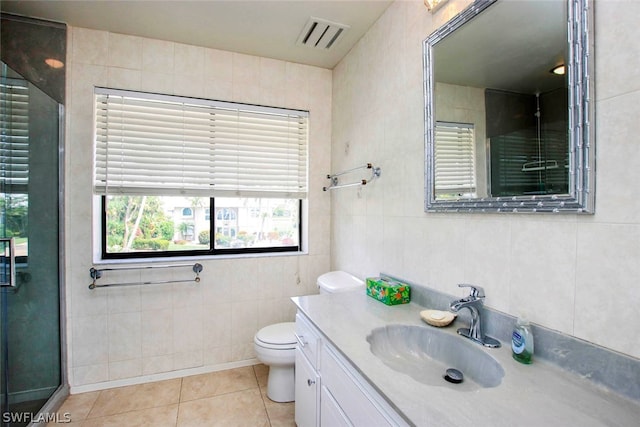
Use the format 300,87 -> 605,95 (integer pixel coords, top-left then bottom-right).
449,284 -> 501,348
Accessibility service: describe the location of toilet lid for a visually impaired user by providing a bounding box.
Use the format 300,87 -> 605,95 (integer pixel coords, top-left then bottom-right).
255,322 -> 296,346
317,271 -> 364,293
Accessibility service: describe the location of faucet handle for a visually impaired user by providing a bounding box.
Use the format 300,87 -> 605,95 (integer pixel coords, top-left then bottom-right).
457,284 -> 485,298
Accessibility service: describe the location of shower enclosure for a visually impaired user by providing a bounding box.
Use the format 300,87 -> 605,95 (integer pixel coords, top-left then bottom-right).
486,88 -> 569,197
1,14 -> 66,427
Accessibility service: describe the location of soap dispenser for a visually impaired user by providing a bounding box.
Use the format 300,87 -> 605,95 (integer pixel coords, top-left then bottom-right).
512,317 -> 534,364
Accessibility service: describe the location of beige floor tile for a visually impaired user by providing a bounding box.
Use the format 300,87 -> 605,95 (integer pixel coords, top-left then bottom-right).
46,421 -> 83,427
82,404 -> 178,427
88,378 -> 181,418
177,388 -> 269,427
253,364 -> 269,388
180,366 -> 257,402
49,391 -> 100,423
264,400 -> 295,427
259,384 -> 295,427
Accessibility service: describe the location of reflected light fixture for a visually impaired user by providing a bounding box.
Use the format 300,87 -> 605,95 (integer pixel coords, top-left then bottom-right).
45,58 -> 65,69
424,0 -> 449,13
550,64 -> 565,75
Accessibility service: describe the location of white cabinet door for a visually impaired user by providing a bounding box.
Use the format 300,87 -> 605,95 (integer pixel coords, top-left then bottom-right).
295,346 -> 319,427
320,386 -> 352,427
321,344 -> 397,427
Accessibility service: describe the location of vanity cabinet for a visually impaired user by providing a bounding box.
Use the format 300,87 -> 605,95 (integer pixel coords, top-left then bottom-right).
295,347 -> 320,427
295,311 -> 408,427
295,313 -> 320,427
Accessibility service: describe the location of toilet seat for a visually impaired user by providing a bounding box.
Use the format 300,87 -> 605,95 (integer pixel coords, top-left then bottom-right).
254,322 -> 296,350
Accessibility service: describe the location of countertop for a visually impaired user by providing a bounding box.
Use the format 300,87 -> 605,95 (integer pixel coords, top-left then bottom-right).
292,291 -> 640,427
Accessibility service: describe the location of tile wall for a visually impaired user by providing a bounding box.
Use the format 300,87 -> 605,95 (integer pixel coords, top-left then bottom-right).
330,0 -> 640,360
65,27 -> 332,390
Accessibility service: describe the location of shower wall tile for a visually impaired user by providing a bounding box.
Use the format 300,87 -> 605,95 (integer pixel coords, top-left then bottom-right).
66,25 -> 331,389
259,57 -> 286,107
73,315 -> 108,366
109,358 -> 142,381
173,349 -> 203,371
594,0 -> 640,100
142,38 -> 175,72
72,27 -> 108,66
142,309 -> 174,357
592,90 -> 640,224
107,287 -> 142,314
107,67 -> 141,90
142,355 -> 174,376
204,48 -> 233,82
575,223 -> 640,358
108,33 -> 142,70
72,363 -> 108,386
204,78 -> 233,101
174,43 -> 204,78
108,312 -> 142,362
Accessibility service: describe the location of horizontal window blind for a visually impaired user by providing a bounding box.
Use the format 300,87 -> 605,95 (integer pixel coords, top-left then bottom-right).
0,78 -> 29,192
434,122 -> 476,197
94,88 -> 308,198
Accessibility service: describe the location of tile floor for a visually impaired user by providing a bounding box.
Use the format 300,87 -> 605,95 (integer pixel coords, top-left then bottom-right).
47,365 -> 295,427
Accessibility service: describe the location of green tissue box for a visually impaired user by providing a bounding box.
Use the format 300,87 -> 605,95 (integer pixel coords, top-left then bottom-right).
366,277 -> 410,305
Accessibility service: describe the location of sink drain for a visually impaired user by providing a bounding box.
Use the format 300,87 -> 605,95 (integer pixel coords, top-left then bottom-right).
444,368 -> 464,384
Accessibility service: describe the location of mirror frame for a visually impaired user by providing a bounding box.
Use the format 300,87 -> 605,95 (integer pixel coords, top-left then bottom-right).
423,0 -> 595,213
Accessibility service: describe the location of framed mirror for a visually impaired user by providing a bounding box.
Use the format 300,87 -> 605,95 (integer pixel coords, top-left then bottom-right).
423,0 -> 594,213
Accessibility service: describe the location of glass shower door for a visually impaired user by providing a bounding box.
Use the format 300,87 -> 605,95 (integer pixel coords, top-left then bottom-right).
1,64 -> 61,426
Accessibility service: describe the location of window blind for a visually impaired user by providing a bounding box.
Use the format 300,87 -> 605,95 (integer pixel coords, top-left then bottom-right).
0,78 -> 29,192
94,88 -> 308,198
434,122 -> 476,197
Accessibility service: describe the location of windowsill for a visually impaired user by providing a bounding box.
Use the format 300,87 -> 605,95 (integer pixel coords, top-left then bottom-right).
91,249 -> 309,266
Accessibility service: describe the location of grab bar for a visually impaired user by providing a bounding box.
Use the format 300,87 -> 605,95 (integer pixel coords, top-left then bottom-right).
89,263 -> 203,289
323,163 -> 382,191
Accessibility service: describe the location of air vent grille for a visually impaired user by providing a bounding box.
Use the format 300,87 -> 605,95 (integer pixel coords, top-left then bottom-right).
296,17 -> 350,50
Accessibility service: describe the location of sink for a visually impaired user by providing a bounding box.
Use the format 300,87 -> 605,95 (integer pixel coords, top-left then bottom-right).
366,324 -> 504,390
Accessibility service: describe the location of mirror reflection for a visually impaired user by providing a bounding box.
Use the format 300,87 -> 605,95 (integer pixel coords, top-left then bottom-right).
423,0 -> 594,213
434,0 -> 567,199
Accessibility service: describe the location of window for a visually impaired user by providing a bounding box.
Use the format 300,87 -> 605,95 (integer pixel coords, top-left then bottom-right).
94,88 -> 308,259
1,77 -> 29,262
434,121 -> 476,198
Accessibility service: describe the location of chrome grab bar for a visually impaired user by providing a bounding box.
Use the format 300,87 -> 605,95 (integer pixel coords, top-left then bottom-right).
89,263 -> 203,289
323,163 -> 382,191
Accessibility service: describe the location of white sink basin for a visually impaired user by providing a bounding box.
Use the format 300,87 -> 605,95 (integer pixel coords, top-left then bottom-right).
366,324 -> 504,391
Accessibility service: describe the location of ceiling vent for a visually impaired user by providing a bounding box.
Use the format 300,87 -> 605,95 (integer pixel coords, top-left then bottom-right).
296,17 -> 350,50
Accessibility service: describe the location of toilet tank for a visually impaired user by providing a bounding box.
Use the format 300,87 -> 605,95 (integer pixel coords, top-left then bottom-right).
317,271 -> 365,294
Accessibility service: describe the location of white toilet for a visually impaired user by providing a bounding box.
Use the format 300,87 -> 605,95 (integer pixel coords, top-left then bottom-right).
253,271 -> 364,402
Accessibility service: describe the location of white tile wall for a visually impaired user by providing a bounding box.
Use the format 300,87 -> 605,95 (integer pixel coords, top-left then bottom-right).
65,27 -> 331,388
331,0 -> 640,359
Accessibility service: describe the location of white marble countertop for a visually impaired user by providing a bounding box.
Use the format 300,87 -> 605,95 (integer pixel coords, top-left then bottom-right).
292,291 -> 640,427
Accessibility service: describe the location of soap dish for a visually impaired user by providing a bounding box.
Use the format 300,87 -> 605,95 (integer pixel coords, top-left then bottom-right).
420,309 -> 456,327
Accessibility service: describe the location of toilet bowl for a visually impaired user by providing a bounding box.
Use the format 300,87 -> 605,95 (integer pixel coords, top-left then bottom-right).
253,322 -> 297,402
254,271 -> 364,402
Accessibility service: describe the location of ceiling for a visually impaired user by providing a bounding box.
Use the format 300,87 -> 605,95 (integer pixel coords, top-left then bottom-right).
434,0 -> 567,94
1,0 -> 394,69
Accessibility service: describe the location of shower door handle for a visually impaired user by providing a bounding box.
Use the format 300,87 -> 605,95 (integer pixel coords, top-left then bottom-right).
0,238 -> 16,288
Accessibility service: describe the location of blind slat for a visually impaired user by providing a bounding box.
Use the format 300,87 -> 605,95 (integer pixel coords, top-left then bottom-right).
434,122 -> 476,195
94,89 -> 308,198
1,80 -> 30,188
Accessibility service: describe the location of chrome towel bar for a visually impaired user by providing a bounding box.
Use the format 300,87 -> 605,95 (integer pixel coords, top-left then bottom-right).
323,163 -> 381,191
89,263 -> 203,289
